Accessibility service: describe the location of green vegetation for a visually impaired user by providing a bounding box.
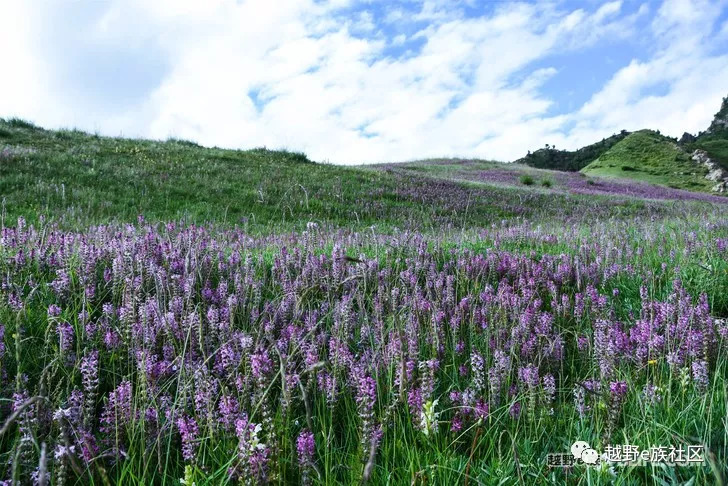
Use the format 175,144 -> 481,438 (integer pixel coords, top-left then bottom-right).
0,119 -> 540,232
693,139 -> 728,167
516,131 -> 630,171
1,118 -> 728,486
580,130 -> 715,192
685,96 -> 728,168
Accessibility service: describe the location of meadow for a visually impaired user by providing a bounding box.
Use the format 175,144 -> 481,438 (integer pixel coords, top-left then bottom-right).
1,118 -> 728,485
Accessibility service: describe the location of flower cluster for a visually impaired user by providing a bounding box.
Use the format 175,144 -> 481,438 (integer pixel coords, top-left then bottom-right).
0,213 -> 726,483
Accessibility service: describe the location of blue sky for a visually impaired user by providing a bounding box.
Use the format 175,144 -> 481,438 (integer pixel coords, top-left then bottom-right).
1,0 -> 727,163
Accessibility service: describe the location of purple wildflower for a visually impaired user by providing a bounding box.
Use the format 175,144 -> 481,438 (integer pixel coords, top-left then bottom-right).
642,383 -> 661,406
297,428 -> 316,484
509,402 -> 521,420
176,415 -> 200,463
691,360 -> 709,393
80,350 -> 99,425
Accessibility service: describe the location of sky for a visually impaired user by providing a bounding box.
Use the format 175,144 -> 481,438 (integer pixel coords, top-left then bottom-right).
1,0 -> 727,164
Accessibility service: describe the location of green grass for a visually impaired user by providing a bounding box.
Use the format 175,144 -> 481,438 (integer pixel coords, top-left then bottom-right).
515,131 -> 630,171
2,118 -> 686,236
581,130 -> 715,192
0,119 -> 533,232
2,118 -> 728,485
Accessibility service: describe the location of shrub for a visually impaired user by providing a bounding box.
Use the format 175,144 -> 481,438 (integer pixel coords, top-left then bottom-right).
6,118 -> 37,130
520,174 -> 534,185
167,137 -> 201,147
541,179 -> 553,188
249,147 -> 312,164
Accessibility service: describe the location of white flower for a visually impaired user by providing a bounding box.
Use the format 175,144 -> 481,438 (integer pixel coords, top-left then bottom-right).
53,407 -> 72,421
54,444 -> 75,460
249,423 -> 267,452
419,399 -> 440,437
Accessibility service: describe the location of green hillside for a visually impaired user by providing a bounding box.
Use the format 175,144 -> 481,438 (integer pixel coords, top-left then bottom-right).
693,138 -> 728,166
2,118 -> 725,237
515,130 -> 629,171
0,118 -> 590,232
580,130 -> 714,192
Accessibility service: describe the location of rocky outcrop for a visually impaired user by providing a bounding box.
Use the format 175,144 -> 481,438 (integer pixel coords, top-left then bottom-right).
679,132 -> 697,144
692,150 -> 728,192
705,96 -> 728,136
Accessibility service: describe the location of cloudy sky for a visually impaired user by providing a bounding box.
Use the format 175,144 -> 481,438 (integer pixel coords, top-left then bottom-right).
1,0 -> 727,164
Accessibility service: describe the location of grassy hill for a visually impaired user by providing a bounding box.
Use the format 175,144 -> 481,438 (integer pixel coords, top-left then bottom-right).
0,118 -> 545,232
3,118 -> 726,236
516,94 -> 728,185
3,118 -> 634,233
514,131 -> 629,171
580,130 -> 715,192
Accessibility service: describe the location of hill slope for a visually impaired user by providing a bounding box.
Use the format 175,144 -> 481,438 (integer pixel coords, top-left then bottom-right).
0,118 -> 602,232
514,131 -> 629,171
580,130 -> 715,192
514,93 -> 728,195
2,118 -> 726,234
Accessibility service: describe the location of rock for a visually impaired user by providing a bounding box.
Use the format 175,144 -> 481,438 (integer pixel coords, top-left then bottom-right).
691,149 -> 728,192
707,168 -> 727,182
679,132 -> 697,144
706,96 -> 728,134
692,149 -> 710,164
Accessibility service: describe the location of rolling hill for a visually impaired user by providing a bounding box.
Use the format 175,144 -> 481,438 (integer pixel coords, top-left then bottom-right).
514,94 -> 728,195
514,130 -> 629,171
0,118 -> 615,233
580,130 -> 715,192
4,118 -> 727,236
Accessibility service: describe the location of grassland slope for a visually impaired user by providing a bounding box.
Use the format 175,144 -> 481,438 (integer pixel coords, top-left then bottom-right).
0,118 -> 593,232
580,130 -> 715,192
514,131 -> 629,171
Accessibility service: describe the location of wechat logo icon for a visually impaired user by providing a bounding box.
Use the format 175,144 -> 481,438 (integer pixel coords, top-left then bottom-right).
571,441 -> 599,465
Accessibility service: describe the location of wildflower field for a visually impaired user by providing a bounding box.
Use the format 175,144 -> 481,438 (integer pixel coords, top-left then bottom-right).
1,120 -> 728,484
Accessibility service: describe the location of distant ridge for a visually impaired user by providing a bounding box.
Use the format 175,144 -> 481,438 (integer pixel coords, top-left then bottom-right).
514,94 -> 728,194
514,130 -> 629,171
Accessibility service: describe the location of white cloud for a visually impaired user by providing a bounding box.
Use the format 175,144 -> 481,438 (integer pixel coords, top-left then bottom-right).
0,2 -> 56,124
0,0 -> 727,163
561,0 -> 728,145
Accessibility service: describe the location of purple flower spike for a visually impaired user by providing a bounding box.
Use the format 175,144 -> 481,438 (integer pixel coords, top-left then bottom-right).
609,381 -> 628,396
